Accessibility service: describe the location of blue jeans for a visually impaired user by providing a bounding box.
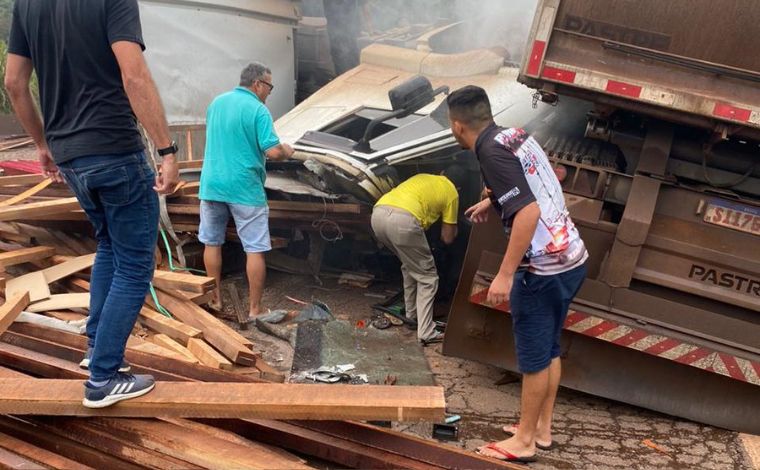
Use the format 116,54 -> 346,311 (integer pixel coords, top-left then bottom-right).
58,152 -> 159,381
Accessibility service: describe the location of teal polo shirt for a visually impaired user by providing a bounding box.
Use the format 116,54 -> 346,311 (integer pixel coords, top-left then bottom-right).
199,87 -> 280,206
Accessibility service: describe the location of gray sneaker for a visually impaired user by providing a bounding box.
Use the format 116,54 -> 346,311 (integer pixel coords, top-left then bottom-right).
83,373 -> 155,408
79,347 -> 131,373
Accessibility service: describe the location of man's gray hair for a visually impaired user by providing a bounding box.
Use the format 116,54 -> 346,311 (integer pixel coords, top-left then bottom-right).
239,62 -> 271,87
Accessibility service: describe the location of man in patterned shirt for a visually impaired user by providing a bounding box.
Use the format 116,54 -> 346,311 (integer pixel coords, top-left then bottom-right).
447,85 -> 588,463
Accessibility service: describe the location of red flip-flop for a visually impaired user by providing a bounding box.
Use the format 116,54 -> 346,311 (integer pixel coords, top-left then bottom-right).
502,424 -> 556,451
477,443 -> 537,463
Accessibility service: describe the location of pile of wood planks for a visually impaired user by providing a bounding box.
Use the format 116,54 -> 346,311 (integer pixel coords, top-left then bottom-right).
0,172 -> 521,470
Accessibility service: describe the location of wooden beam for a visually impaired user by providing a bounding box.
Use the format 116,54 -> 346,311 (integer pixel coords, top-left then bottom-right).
0,379 -> 446,421
0,245 -> 55,269
151,334 -> 199,363
0,416 -> 144,470
0,197 -> 80,221
0,291 -> 30,334
187,338 -> 233,370
7,323 -> 259,384
26,293 -> 90,313
152,291 -> 256,365
6,270 -> 49,302
152,270 -> 215,294
27,417 -> 204,470
138,307 -> 202,345
0,446 -> 48,469
42,253 -> 95,283
126,336 -> 196,364
0,179 -> 52,207
97,417 -> 312,470
169,290 -> 254,348
0,431 -> 94,470
0,174 -> 46,187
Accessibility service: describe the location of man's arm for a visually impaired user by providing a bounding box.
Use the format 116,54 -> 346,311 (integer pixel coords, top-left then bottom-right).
441,223 -> 458,245
487,202 -> 540,305
265,143 -> 294,161
110,41 -> 178,193
4,54 -> 62,182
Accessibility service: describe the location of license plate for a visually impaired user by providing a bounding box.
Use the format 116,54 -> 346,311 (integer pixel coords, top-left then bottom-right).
703,201 -> 760,236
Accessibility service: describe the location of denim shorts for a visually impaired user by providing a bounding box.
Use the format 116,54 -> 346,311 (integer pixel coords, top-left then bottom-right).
198,200 -> 271,253
509,263 -> 587,374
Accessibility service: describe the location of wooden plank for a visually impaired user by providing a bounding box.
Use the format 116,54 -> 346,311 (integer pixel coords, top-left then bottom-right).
27,417 -> 204,470
0,246 -> 55,270
0,174 -> 45,187
0,179 -> 52,207
6,271 -> 49,302
205,418 -> 441,470
127,336 -> 196,364
0,431 -> 94,470
0,291 -> 30,334
169,290 -> 254,348
186,291 -> 214,305
26,293 -> 89,313
151,334 -> 199,363
226,283 -> 251,329
152,291 -> 257,365
152,270 -> 215,294
0,365 -> 27,378
43,253 -> 95,283
187,338 -> 233,370
0,416 -> 145,470
139,307 -> 202,345
0,197 -> 80,221
0,379 -> 446,421
7,324 -> 259,384
253,360 -> 286,384
99,417 -> 313,470
0,446 -> 47,469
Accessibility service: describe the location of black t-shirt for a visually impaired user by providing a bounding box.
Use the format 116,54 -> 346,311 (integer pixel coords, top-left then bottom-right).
8,0 -> 146,164
474,123 -> 589,274
474,123 -> 537,229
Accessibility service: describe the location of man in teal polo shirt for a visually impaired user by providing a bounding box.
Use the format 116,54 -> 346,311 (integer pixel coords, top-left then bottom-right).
199,62 -> 294,320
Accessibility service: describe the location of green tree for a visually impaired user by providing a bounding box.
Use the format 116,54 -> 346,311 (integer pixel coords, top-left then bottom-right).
0,40 -> 40,115
0,0 -> 12,41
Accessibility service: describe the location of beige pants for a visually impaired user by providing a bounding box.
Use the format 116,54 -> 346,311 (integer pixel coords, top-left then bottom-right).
371,205 -> 438,341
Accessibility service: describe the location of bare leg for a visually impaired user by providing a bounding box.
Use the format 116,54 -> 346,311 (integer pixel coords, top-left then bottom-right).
479,367 -> 549,458
536,357 -> 561,443
246,252 -> 266,318
203,245 -> 223,308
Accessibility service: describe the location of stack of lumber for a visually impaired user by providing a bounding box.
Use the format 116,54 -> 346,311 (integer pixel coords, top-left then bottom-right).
0,168 -> 371,234
0,242 -> 262,374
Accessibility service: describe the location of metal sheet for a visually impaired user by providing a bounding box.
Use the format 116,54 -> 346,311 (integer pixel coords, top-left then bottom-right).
265,173 -> 339,199
140,0 -> 296,124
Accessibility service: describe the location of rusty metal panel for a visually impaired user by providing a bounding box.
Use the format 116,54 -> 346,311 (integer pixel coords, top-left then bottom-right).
554,0 -> 760,71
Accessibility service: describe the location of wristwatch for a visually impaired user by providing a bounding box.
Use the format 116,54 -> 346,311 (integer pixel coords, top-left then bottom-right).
157,141 -> 179,157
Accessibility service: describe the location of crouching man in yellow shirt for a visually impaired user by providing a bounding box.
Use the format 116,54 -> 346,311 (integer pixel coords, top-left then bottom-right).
371,168 -> 464,344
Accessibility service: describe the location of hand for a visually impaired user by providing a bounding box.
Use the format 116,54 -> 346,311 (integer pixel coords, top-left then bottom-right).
153,156 -> 180,194
282,143 -> 295,159
37,145 -> 63,183
465,199 -> 491,223
487,271 -> 513,306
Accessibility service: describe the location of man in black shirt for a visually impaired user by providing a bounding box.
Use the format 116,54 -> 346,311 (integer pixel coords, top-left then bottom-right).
447,86 -> 588,463
5,0 -> 179,408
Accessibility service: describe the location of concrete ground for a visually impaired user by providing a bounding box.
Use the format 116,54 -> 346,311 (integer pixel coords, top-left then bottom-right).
228,270 -> 758,470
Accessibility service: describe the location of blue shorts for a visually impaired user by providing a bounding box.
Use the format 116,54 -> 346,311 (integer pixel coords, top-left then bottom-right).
510,263 -> 587,374
198,200 -> 271,253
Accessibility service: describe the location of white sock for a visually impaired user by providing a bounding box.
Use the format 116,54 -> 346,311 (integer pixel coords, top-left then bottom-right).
87,378 -> 109,387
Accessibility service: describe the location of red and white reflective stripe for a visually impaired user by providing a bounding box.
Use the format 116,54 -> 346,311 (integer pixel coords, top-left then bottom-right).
526,5 -> 557,77
468,282 -> 760,386
538,60 -> 760,128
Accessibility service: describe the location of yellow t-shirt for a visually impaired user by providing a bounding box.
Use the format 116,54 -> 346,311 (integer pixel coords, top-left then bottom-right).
375,174 -> 459,229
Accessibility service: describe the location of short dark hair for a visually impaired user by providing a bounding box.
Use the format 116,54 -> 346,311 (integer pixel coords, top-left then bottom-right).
446,85 -> 493,128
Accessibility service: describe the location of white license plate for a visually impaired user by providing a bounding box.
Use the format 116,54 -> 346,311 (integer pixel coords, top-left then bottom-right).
703,202 -> 760,236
